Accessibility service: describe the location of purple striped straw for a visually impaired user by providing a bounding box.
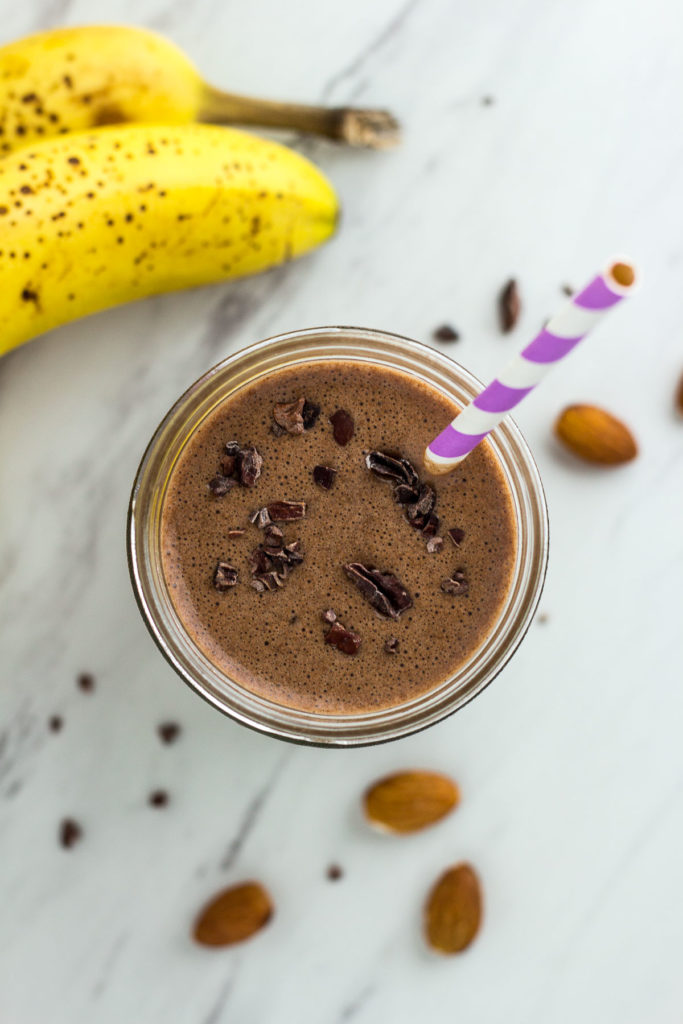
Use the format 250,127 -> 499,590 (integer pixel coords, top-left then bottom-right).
424,259 -> 637,475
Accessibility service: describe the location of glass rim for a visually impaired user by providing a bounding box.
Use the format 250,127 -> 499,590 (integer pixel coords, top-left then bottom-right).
127,326 -> 549,747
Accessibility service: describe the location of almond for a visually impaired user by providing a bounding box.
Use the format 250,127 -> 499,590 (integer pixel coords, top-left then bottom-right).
554,404 -> 637,464
424,862 -> 482,954
363,770 -> 459,834
193,881 -> 273,947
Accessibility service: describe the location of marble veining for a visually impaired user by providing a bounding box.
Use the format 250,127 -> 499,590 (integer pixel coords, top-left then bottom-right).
1,0 -> 683,1021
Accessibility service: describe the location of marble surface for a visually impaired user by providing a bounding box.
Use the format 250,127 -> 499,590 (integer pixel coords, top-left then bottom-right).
1,0 -> 683,1020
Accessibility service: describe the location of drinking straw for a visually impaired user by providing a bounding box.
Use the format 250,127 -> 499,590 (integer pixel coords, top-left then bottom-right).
424,259 -> 637,475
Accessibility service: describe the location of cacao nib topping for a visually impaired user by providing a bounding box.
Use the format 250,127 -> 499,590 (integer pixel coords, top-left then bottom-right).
364,450 -> 442,547
220,454 -> 237,477
258,571 -> 284,591
249,547 -> 271,575
499,278 -> 521,332
330,409 -> 355,446
433,323 -> 460,342
426,535 -> 443,554
228,528 -> 245,538
322,608 -> 337,624
208,474 -> 234,497
252,501 -> 306,525
394,483 -> 419,504
250,506 -> 271,528
213,562 -> 239,590
441,569 -> 469,596
421,512 -> 440,537
249,526 -> 303,592
325,620 -> 362,656
406,484 -> 435,521
343,563 -> 413,620
447,527 -> 465,547
384,637 -> 399,654
313,465 -> 336,490
263,524 -> 284,551
239,446 -> 263,488
302,400 -> 321,430
365,450 -> 416,486
273,397 -> 305,435
211,442 -> 262,491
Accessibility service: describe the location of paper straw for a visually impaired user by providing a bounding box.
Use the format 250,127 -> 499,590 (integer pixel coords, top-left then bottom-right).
424,259 -> 637,475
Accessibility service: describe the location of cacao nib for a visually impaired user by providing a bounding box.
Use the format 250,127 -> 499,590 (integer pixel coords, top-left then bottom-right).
302,400 -> 321,430
364,451 -> 418,488
313,465 -> 336,490
252,501 -> 306,524
343,563 -> 413,620
273,397 -> 305,435
421,512 -> 440,537
213,562 -> 239,590
384,637 -> 399,653
447,527 -> 465,547
239,446 -> 263,488
441,570 -> 469,596
208,474 -> 234,497
322,608 -> 337,624
499,278 -> 521,332
325,621 -> 362,656
433,324 -> 460,342
250,506 -> 271,528
59,818 -> 82,849
263,524 -> 284,551
394,484 -> 420,504
329,409 -> 355,446
426,536 -> 443,554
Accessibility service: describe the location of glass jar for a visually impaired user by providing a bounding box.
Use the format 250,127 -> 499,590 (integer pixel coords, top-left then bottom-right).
127,327 -> 548,746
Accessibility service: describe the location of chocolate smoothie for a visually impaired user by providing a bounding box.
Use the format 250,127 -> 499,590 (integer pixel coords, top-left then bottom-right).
160,361 -> 517,714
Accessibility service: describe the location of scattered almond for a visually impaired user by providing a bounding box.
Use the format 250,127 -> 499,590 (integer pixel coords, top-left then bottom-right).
424,862 -> 482,954
554,404 -> 637,465
363,770 -> 459,834
193,881 -> 273,947
675,373 -> 683,415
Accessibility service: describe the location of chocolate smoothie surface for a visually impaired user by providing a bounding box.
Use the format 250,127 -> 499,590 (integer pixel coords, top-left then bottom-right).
161,360 -> 517,714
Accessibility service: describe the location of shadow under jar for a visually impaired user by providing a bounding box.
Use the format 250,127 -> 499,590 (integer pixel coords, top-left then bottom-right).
127,327 -> 548,747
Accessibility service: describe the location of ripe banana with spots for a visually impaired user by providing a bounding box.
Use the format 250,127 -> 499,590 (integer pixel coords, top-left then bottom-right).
0,124 -> 338,356
0,24 -> 399,155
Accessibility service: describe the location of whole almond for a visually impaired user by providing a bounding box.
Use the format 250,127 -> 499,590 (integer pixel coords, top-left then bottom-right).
424,862 -> 482,954
555,404 -> 637,464
363,770 -> 459,834
193,881 -> 273,947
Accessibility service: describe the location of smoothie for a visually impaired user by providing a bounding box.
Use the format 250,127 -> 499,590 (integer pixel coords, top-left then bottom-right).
160,360 -> 517,714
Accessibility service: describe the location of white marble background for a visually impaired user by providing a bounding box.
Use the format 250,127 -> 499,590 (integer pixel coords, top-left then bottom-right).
1,0 -> 682,1021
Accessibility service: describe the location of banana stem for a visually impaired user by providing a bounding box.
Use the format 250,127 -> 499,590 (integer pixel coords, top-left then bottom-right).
199,86 -> 400,149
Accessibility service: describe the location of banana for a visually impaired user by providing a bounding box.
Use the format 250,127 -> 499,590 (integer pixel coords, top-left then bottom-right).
0,25 -> 399,155
0,123 -> 338,356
